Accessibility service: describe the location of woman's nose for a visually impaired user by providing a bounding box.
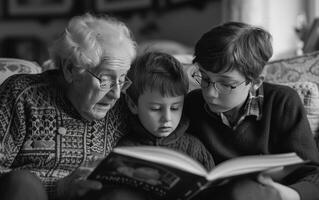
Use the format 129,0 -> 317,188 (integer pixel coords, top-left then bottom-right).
108,84 -> 121,99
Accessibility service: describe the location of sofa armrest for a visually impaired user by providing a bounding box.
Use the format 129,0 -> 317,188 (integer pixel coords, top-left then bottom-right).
0,58 -> 42,85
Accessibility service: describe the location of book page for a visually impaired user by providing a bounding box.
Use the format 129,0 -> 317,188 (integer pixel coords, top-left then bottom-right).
207,152 -> 305,181
114,146 -> 207,177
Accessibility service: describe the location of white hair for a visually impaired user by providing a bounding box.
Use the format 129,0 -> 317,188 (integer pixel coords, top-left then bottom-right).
49,13 -> 136,69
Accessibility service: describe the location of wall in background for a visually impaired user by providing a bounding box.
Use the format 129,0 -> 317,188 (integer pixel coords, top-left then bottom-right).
0,0 -> 314,64
268,0 -> 305,59
128,2 -> 222,47
0,0 -> 222,64
223,0 -> 306,60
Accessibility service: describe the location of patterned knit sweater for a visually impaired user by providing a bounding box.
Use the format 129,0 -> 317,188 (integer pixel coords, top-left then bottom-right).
0,70 -> 130,199
118,114 -> 215,170
184,82 -> 319,200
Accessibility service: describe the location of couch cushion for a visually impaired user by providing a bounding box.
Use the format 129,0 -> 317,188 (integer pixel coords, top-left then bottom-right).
279,81 -> 319,137
281,81 -> 319,114
263,51 -> 319,88
263,51 -> 319,138
0,58 -> 42,85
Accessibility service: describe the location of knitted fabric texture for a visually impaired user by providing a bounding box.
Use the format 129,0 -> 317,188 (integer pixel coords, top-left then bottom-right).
0,70 -> 130,199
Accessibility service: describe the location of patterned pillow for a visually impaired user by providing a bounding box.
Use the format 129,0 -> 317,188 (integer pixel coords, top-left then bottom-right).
263,51 -> 319,88
278,81 -> 319,136
0,58 -> 42,85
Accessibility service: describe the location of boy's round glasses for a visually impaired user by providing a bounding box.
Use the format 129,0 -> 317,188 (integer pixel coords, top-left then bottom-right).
85,70 -> 132,92
192,73 -> 247,94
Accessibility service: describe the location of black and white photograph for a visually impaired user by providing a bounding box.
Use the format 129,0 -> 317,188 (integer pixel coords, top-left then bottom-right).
0,1 -> 318,200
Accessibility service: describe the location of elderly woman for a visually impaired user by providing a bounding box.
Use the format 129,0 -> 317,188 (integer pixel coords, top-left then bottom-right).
0,13 -> 136,200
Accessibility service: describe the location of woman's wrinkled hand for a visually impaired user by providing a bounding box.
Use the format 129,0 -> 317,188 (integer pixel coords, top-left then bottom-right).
56,168 -> 103,200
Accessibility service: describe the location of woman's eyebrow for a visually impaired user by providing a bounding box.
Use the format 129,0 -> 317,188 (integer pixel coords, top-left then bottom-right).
98,70 -> 126,78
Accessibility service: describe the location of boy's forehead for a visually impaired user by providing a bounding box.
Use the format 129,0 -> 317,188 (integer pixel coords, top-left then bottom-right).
139,89 -> 184,102
199,67 -> 245,80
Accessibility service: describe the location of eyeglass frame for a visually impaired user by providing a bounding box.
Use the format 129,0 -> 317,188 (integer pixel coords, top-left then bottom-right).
85,69 -> 132,92
191,72 -> 249,94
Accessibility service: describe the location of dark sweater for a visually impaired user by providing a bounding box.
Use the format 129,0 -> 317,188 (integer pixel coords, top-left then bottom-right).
184,82 -> 319,200
118,114 -> 215,170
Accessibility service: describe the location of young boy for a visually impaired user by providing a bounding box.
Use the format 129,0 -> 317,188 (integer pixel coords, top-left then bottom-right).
184,22 -> 319,200
118,51 -> 215,171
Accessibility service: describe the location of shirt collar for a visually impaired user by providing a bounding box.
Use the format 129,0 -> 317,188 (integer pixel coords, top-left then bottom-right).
242,83 -> 264,121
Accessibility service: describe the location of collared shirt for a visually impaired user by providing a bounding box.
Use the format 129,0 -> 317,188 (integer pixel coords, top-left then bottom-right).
205,84 -> 264,130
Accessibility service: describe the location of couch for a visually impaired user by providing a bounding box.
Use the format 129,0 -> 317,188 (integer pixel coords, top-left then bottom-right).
175,51 -> 319,148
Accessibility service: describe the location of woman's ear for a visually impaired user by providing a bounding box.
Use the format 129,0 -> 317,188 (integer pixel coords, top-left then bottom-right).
62,61 -> 74,83
125,95 -> 138,114
251,76 -> 264,90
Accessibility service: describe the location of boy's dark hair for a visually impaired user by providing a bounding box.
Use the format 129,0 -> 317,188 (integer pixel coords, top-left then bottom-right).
193,22 -> 273,82
127,51 -> 189,104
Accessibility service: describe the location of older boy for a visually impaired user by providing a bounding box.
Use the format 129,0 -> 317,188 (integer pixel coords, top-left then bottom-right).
184,22 -> 319,200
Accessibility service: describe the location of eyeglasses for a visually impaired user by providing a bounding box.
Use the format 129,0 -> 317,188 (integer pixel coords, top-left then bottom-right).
85,70 -> 132,92
192,72 -> 248,94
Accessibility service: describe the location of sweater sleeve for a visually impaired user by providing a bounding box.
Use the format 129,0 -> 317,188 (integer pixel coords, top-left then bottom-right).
0,75 -> 60,199
0,75 -> 27,174
272,86 -> 319,200
185,133 -> 215,171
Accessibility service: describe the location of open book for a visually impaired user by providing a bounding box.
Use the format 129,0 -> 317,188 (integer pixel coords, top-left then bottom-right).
88,146 -> 307,200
